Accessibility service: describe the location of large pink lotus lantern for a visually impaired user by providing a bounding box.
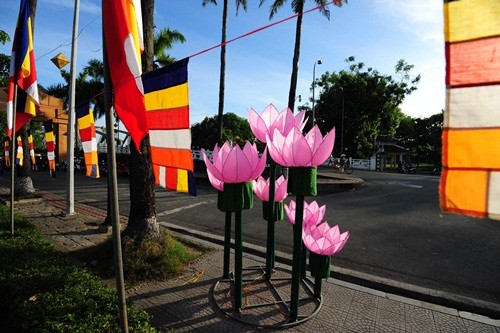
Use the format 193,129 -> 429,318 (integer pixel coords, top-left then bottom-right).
202,141 -> 267,211
266,125 -> 335,168
202,140 -> 267,309
248,104 -> 307,143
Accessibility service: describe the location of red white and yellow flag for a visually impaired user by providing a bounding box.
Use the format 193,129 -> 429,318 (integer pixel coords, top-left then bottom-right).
441,0 -> 500,220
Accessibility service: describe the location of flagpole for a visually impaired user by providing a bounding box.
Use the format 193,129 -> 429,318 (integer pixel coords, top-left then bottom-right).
66,0 -> 80,215
10,85 -> 18,236
103,8 -> 129,332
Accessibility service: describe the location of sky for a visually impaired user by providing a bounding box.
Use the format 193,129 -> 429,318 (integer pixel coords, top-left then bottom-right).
0,0 -> 445,127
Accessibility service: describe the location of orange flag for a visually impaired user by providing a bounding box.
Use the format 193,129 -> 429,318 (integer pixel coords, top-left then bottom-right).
102,0 -> 147,150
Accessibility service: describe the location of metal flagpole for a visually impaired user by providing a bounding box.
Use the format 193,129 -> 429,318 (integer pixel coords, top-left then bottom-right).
102,10 -> 129,333
10,85 -> 18,236
66,0 -> 80,215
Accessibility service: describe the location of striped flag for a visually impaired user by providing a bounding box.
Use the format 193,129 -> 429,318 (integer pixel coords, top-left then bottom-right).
102,0 -> 147,150
4,138 -> 11,166
6,0 -> 39,138
441,0 -> 500,220
27,129 -> 35,166
76,101 -> 99,178
142,58 -> 196,196
44,120 -> 56,178
16,136 -> 23,166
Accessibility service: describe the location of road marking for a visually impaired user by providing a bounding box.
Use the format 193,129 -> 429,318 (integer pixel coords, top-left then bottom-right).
403,184 -> 423,189
157,201 -> 208,217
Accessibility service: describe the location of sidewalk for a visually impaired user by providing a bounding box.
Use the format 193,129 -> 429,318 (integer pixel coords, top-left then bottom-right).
5,189 -> 500,333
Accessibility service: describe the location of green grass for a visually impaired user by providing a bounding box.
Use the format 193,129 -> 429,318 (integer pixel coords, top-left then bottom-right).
0,205 -> 210,332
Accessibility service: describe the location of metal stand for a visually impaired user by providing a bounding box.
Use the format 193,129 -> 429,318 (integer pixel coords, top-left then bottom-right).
212,265 -> 322,329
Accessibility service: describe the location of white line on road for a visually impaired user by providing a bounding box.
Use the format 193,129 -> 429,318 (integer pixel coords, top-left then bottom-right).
157,201 -> 208,217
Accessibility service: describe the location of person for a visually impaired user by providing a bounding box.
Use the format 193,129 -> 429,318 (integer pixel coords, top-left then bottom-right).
339,154 -> 346,173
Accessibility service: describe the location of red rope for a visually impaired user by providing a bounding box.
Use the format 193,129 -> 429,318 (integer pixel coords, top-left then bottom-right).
189,1 -> 338,59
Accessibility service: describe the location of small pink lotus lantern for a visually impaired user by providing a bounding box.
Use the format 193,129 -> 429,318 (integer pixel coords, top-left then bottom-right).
303,220 -> 349,296
285,200 -> 326,226
253,175 -> 288,222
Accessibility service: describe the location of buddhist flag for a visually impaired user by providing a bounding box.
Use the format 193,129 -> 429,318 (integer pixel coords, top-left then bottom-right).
6,0 -> 39,138
27,129 -> 35,166
441,0 -> 500,220
4,138 -> 11,166
142,58 -> 197,196
76,101 -> 99,178
44,120 -> 56,178
102,0 -> 147,150
16,136 -> 23,166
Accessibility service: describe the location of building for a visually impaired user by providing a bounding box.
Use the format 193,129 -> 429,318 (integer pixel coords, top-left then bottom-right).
1,88 -> 69,162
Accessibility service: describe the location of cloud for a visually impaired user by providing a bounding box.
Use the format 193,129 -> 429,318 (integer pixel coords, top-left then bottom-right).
41,0 -> 101,15
373,0 -> 443,42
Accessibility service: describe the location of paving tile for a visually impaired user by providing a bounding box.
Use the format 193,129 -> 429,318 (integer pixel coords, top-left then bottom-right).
343,312 -> 376,332
405,318 -> 438,333
433,311 -> 467,333
349,301 -> 378,321
377,297 -> 406,316
405,303 -> 435,322
462,318 -> 499,333
375,307 -> 405,331
353,289 -> 380,308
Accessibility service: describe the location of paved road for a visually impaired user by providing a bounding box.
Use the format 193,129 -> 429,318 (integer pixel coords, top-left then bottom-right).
16,167 -> 500,317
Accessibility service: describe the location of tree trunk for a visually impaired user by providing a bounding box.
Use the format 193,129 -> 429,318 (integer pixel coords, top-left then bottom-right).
124,134 -> 160,241
14,126 -> 35,198
13,0 -> 38,198
123,0 -> 160,242
216,0 -> 228,144
287,1 -> 304,113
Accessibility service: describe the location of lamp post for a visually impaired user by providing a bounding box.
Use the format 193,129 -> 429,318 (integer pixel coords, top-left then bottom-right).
312,60 -> 322,126
339,86 -> 344,154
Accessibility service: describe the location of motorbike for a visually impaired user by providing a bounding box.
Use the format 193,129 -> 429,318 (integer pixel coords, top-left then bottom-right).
399,164 -> 416,174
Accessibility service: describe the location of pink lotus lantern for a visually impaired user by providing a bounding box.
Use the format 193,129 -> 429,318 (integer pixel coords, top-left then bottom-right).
303,220 -> 349,289
303,222 -> 350,257
267,125 -> 335,196
253,176 -> 288,222
202,141 -> 267,211
253,175 -> 288,202
285,200 -> 326,226
248,104 -> 307,143
202,140 -> 267,309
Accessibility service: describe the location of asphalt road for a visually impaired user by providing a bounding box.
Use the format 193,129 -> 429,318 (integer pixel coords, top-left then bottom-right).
18,167 -> 500,316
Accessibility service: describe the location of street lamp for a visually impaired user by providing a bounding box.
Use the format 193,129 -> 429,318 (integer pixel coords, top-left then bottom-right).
339,86 -> 345,154
312,59 -> 322,126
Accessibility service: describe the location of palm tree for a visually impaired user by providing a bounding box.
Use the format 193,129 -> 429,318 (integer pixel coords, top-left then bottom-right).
259,0 -> 344,111
153,28 -> 186,68
202,0 -> 248,144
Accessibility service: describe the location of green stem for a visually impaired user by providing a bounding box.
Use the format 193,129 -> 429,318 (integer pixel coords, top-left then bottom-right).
223,212 -> 231,279
234,211 -> 243,309
290,194 -> 305,321
314,276 -> 322,298
265,158 -> 277,279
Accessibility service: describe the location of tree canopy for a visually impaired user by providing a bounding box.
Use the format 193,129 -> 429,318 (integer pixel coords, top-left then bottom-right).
314,56 -> 421,157
0,30 -> 11,86
191,112 -> 253,149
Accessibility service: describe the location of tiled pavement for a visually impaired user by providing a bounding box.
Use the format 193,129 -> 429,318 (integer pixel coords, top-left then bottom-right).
4,187 -> 500,332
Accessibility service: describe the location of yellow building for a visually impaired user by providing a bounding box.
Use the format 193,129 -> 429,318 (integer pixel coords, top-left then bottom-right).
0,88 -> 69,161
